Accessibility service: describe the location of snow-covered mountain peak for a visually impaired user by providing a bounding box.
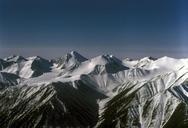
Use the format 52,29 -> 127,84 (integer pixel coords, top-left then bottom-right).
124,57 -> 133,61
63,54 -> 129,77
56,51 -> 87,69
2,55 -> 52,78
68,51 -> 88,62
27,56 -> 47,61
140,56 -> 157,61
146,56 -> 187,71
1,53 -> 188,128
4,55 -> 27,62
90,54 -> 122,65
90,55 -> 110,65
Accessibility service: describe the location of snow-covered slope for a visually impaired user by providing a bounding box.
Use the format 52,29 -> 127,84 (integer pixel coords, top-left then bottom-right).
62,54 -> 129,77
97,68 -> 188,128
56,51 -> 88,69
3,56 -> 52,78
0,52 -> 188,128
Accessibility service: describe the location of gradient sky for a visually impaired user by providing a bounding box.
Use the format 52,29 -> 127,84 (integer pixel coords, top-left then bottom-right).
0,0 -> 188,59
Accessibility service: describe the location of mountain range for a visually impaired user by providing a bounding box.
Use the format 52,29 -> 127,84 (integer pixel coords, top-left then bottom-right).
0,51 -> 188,128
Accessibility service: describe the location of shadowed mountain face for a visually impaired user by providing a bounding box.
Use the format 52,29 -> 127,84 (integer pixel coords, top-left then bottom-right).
0,81 -> 106,128
0,72 -> 20,89
0,59 -> 14,70
0,51 -> 188,128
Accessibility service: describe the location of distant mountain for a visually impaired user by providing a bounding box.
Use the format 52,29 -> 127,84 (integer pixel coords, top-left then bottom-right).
0,51 -> 188,128
56,51 -> 88,70
4,55 -> 27,63
3,56 -> 52,78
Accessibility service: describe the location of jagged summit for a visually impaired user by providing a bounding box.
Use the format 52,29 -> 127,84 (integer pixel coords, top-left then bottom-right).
56,51 -> 88,69
4,55 -> 27,62
147,56 -> 157,60
2,55 -> 52,78
67,51 -> 88,62
90,54 -> 123,65
70,51 -> 88,60
27,55 -> 49,61
140,56 -> 157,61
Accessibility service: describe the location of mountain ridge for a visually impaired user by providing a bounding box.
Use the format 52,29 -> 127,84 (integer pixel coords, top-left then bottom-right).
0,51 -> 188,128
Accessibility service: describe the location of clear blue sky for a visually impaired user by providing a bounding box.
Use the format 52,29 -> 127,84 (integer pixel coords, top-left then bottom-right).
0,0 -> 188,59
